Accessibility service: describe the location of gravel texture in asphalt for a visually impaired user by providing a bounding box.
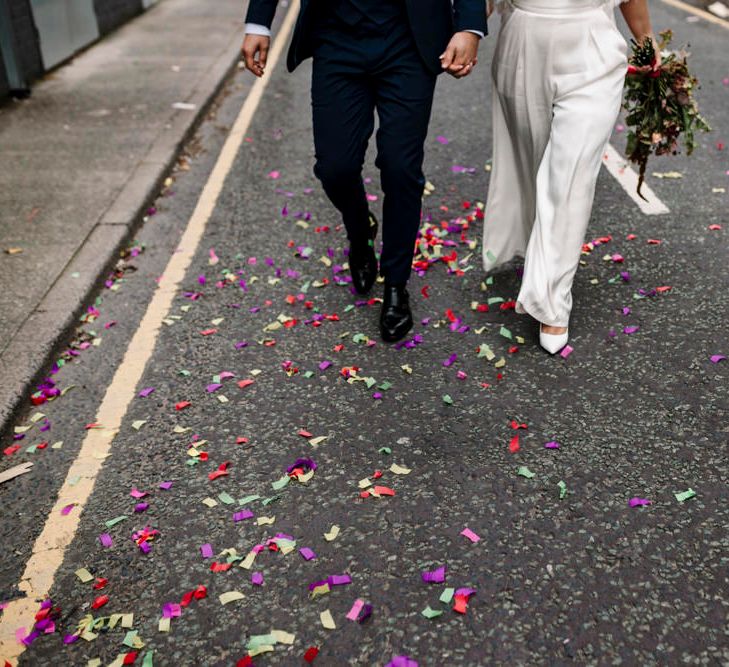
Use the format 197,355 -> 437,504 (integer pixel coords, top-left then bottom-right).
1,2 -> 728,665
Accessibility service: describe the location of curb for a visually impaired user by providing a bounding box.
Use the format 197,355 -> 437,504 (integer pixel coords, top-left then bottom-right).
0,28 -> 244,437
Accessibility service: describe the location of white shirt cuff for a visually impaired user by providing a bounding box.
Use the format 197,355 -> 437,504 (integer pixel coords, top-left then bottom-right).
465,30 -> 485,38
246,23 -> 271,37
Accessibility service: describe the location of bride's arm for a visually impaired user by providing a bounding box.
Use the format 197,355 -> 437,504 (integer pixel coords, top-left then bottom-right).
619,0 -> 661,66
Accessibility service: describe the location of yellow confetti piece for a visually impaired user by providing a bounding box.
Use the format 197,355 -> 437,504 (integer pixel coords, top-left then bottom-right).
75,568 -> 94,583
121,614 -> 134,629
358,478 -> 372,489
173,425 -> 191,434
249,646 -> 274,657
389,463 -> 411,475
401,364 -> 413,374
272,630 -> 295,645
310,583 -> 330,599
250,369 -> 262,376
309,436 -> 328,446
219,591 -> 245,605
257,516 -> 275,526
29,412 -> 46,423
202,498 -> 218,508
217,395 -> 229,404
51,441 -> 63,449
324,525 -> 340,541
211,317 -> 224,326
240,549 -> 257,570
320,610 -> 336,630
494,358 -> 506,369
131,420 -> 147,430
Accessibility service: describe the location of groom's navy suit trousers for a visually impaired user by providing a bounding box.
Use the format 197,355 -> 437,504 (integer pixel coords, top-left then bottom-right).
311,5 -> 436,284
246,0 -> 487,283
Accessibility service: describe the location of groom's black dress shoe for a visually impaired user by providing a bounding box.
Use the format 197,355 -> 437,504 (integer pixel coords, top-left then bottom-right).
380,283 -> 413,343
349,213 -> 379,295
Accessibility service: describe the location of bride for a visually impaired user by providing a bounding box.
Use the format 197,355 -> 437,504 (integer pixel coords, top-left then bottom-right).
481,0 -> 658,353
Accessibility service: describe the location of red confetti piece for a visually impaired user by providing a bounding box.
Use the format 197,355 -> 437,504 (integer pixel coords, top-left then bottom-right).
208,461 -> 230,481
93,578 -> 108,590
453,594 -> 469,614
709,224 -> 722,231
238,379 -> 255,389
373,486 -> 395,496
175,401 -> 191,411
3,446 -> 20,456
647,239 -> 662,245
304,647 -> 319,663
91,595 -> 109,610
200,329 -> 218,336
298,429 -> 313,438
509,435 -> 520,454
123,652 -> 138,665
421,285 -> 430,298
236,658 -> 253,667
236,437 -> 249,445
510,421 -> 527,430
210,562 -> 232,572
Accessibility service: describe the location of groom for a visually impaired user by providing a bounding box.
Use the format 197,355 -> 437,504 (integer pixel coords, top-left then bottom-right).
243,0 -> 487,342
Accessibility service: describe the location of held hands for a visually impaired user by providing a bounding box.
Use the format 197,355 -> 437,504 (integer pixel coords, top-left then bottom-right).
242,34 -> 271,77
440,31 -> 480,79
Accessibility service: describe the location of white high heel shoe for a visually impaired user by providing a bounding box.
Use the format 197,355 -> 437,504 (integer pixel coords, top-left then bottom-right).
539,324 -> 569,355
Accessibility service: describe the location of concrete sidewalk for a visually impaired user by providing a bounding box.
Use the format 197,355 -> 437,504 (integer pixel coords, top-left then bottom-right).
0,0 -> 247,432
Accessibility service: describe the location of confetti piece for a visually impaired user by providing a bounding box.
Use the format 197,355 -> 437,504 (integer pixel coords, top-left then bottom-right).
675,488 -> 696,503
629,497 -> 651,507
509,434 -> 520,454
710,355 -> 726,363
544,441 -> 561,449
346,599 -> 365,621
421,606 -> 443,619
75,568 -> 94,583
559,345 -> 573,358
324,525 -> 340,541
304,647 -> 319,663
517,466 -> 535,479
320,610 -> 336,630
439,587 -> 455,604
219,591 -> 245,605
99,533 -> 113,548
558,481 -> 567,499
442,394 -> 453,405
389,463 -> 411,475
461,528 -> 481,543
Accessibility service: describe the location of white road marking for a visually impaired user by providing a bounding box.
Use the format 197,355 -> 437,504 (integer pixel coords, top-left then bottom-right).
0,1 -> 300,662
603,143 -> 671,215
661,0 -> 729,29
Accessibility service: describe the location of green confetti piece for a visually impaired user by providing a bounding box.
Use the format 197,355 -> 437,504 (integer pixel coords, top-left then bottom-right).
343,304 -> 355,312
218,492 -> 235,505
421,606 -> 443,619
499,326 -> 513,340
179,369 -> 191,376
517,466 -> 535,479
364,377 -> 377,388
487,296 -> 505,305
558,480 -> 567,499
674,488 -> 696,503
271,475 -> 290,491
141,651 -> 154,667
262,495 -> 281,506
247,634 -> 277,650
378,447 -> 392,455
122,630 -> 142,649
239,495 -> 261,505
378,381 -> 392,391
105,515 -> 127,528
303,371 -> 314,378
212,375 -> 221,384
442,395 -> 453,405
485,249 -> 497,263
439,587 -> 455,604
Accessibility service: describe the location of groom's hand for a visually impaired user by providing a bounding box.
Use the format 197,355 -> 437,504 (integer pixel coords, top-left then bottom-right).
242,34 -> 270,77
440,32 -> 480,79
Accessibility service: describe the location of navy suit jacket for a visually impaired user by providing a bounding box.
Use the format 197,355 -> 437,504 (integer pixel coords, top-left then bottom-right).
245,0 -> 488,74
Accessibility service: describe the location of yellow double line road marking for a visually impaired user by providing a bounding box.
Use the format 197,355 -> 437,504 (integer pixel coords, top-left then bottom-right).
0,1 -> 300,662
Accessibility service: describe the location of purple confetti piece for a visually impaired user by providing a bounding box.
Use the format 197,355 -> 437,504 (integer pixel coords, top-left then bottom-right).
63,634 -> 80,645
328,574 -> 352,586
138,387 -> 155,398
421,566 -> 446,584
622,307 -> 631,315
286,458 -> 317,474
99,533 -> 113,548
251,572 -> 264,586
710,355 -> 726,364
299,547 -> 317,561
443,353 -> 457,368
200,544 -> 213,558
386,657 -> 418,667
373,392 -> 383,400
629,497 -> 651,508
206,383 -> 222,393
455,587 -> 477,598
623,325 -> 640,335
319,360 -> 332,371
234,510 -> 255,522
234,341 -> 249,349
436,135 -> 449,144
544,441 -> 561,449
159,481 -> 173,490
134,503 -> 149,513
60,504 -> 75,516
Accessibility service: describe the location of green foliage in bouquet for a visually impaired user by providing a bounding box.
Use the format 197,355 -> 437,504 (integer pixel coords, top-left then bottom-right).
623,30 -> 710,198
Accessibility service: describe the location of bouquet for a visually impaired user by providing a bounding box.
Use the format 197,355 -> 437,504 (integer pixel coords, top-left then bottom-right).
623,30 -> 710,198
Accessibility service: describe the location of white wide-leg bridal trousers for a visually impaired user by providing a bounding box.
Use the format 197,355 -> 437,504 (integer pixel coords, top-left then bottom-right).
482,0 -> 628,327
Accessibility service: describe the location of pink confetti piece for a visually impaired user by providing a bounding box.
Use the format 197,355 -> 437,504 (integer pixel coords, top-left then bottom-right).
162,603 -> 182,618
61,504 -> 75,516
159,481 -> 173,490
461,527 -> 481,543
346,598 -> 365,621
99,533 -> 113,548
130,488 -> 148,499
200,544 -> 213,559
268,170 -> 280,179
559,345 -> 574,359
544,441 -> 561,449
710,355 -> 726,364
251,572 -> 264,586
629,497 -> 651,507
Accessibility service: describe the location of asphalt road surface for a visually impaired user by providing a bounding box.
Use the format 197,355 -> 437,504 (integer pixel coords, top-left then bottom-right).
1,2 -> 728,665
